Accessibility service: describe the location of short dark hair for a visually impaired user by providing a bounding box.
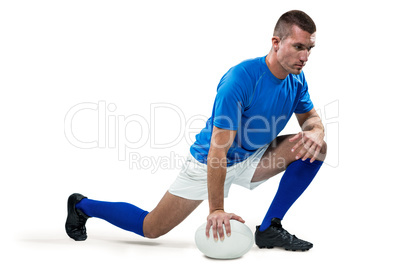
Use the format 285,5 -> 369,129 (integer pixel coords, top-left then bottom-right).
273,10 -> 316,40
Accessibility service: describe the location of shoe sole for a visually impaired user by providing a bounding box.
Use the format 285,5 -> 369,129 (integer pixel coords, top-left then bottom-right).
65,193 -> 88,241
258,245 -> 311,252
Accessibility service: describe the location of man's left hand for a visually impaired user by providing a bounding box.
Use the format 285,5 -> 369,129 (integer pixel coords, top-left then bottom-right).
289,129 -> 325,163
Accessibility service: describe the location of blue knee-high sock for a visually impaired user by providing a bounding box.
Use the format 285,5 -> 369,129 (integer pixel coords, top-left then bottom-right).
259,158 -> 323,232
76,199 -> 149,237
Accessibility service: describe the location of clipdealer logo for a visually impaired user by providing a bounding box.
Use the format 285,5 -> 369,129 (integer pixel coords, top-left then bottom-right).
315,100 -> 340,168
64,100 -> 340,171
64,101 -> 207,169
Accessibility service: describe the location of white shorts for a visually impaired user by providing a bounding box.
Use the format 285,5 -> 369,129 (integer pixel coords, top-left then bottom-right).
168,144 -> 269,200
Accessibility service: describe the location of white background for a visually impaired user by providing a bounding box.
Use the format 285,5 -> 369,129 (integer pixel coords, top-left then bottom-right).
1,0 -> 401,267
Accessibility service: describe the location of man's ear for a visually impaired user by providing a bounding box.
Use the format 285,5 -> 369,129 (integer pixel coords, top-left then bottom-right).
271,36 -> 281,52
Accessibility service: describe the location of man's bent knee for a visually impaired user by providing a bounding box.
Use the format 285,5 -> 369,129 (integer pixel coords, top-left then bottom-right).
318,140 -> 327,161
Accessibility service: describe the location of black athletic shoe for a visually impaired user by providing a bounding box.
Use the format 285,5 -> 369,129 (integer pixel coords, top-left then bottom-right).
65,193 -> 90,241
255,218 -> 313,251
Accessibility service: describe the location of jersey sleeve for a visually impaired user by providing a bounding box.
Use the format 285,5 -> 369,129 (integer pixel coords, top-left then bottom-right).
294,73 -> 314,114
212,66 -> 252,130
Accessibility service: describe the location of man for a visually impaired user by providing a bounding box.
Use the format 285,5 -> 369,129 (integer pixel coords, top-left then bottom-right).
66,10 -> 327,252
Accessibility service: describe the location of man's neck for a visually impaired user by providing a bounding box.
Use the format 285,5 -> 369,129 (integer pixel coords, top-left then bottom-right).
265,51 -> 289,80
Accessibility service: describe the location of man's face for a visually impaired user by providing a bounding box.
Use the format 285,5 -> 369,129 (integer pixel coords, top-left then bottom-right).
276,25 -> 316,75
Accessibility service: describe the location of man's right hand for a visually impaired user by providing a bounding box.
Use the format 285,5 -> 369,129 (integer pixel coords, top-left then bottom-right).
205,209 -> 245,241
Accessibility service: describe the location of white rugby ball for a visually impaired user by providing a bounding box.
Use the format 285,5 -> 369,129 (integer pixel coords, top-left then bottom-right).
194,220 -> 254,259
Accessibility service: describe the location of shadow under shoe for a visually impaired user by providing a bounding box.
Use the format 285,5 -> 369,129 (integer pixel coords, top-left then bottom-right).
65,193 -> 90,241
255,218 -> 313,251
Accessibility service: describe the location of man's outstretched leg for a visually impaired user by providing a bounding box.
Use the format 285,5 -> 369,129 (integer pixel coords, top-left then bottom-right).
142,192 -> 202,238
251,134 -> 327,251
65,191 -> 202,241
